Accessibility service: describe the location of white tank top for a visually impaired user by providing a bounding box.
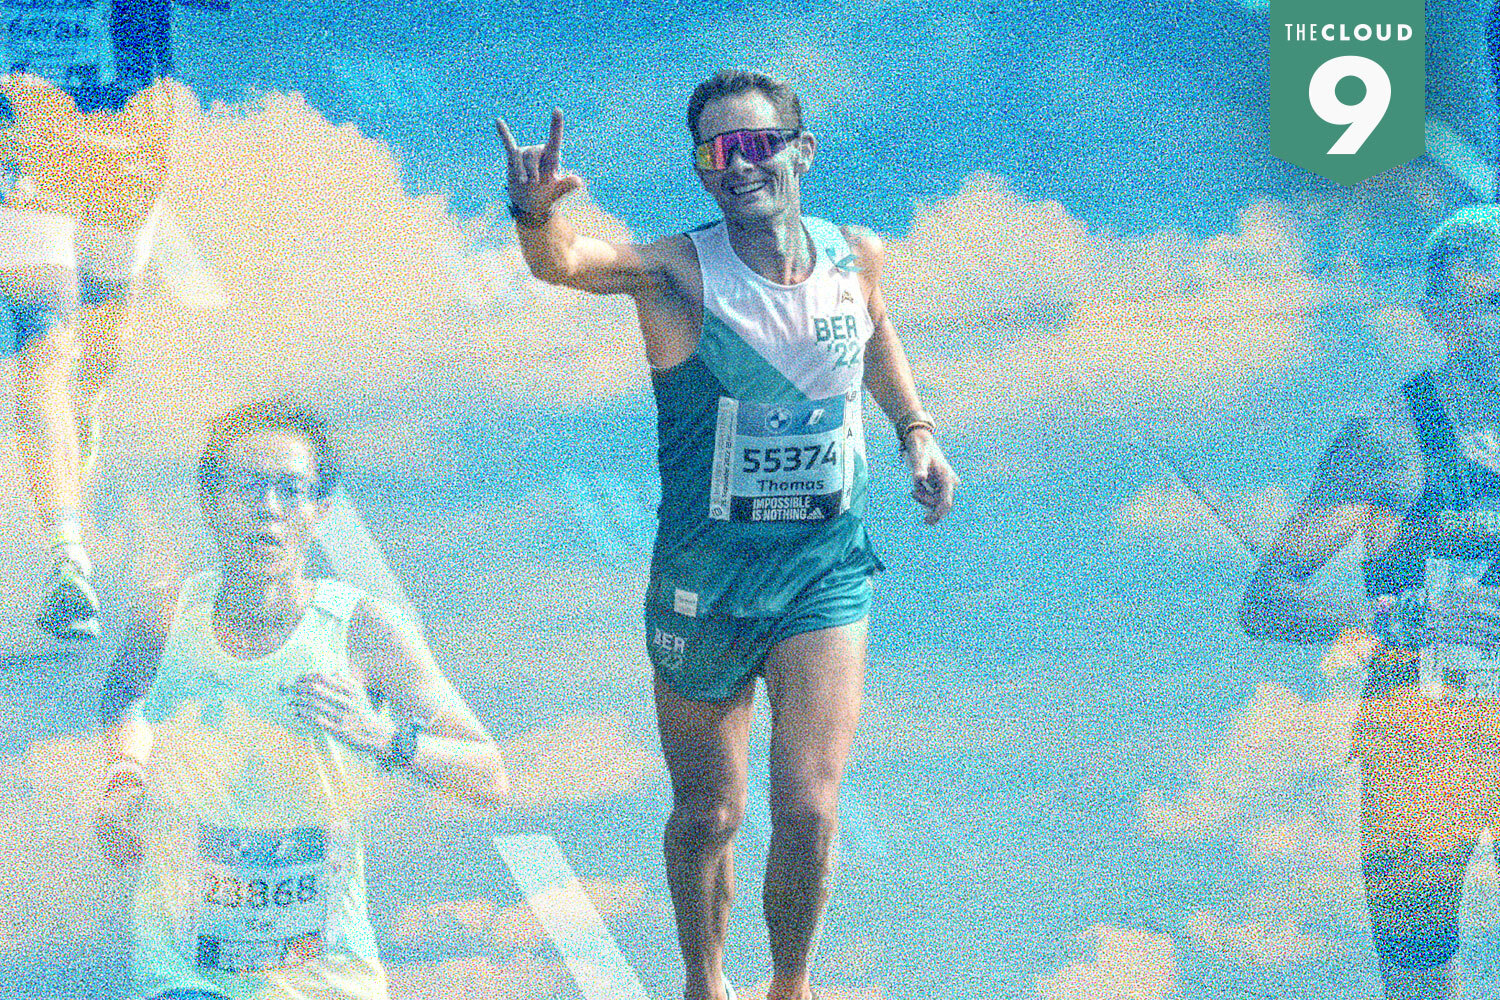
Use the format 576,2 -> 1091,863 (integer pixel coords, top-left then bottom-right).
131,571 -> 389,1000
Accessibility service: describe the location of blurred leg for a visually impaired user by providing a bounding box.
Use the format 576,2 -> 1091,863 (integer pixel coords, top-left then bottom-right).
74,205 -> 159,484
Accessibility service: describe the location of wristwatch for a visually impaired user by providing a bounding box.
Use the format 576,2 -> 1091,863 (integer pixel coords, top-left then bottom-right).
378,720 -> 421,771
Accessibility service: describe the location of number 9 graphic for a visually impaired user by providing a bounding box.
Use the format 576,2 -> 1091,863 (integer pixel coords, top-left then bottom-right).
1308,55 -> 1391,155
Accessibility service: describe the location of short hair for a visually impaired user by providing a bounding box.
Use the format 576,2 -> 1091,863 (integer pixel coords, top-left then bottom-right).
197,397 -> 341,509
1424,204 -> 1500,297
686,69 -> 803,144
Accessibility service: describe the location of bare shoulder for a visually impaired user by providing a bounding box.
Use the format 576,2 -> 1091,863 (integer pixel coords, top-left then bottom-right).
840,225 -> 886,272
643,232 -> 700,294
618,233 -> 701,319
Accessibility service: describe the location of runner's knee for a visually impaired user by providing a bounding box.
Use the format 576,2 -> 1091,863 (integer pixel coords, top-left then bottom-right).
767,798 -> 838,848
669,799 -> 745,847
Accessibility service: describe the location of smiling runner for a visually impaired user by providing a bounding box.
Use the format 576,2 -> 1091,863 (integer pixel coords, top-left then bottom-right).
499,68 -> 959,1000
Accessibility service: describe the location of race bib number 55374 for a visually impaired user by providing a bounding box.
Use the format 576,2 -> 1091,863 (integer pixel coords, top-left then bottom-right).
709,394 -> 854,523
1268,0 -> 1424,185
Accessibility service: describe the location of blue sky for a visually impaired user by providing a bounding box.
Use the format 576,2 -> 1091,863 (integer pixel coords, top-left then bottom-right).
5,2 -> 1500,998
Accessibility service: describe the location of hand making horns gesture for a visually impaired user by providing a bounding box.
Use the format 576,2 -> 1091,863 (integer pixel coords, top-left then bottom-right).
496,108 -> 583,217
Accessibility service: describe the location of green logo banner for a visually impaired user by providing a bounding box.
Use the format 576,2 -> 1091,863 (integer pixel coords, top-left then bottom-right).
1269,1 -> 1425,185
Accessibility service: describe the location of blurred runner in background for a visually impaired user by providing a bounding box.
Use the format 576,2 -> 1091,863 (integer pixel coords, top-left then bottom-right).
2,0 -> 225,639
94,398 -> 510,1000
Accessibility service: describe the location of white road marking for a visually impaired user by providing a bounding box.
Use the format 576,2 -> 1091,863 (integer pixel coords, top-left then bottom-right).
316,489 -> 651,998
495,834 -> 655,1000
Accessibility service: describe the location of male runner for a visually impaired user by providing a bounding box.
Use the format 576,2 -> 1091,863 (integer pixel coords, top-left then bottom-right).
498,69 -> 959,1000
0,0 -> 214,639
1242,204 -> 1500,999
93,398 -> 511,1000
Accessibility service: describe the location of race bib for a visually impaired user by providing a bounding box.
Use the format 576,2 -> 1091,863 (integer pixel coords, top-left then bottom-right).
196,824 -> 328,974
1422,554 -> 1500,702
3,0 -> 115,88
709,394 -> 853,523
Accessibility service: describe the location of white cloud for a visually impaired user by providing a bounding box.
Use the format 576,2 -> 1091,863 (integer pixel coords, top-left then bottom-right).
1036,925 -> 1179,1000
1183,911 -> 1328,966
96,84 -> 649,477
879,178 -> 1325,432
1134,677 -> 1361,857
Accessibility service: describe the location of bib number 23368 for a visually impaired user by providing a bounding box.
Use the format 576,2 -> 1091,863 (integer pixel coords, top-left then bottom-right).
196,824 -> 329,974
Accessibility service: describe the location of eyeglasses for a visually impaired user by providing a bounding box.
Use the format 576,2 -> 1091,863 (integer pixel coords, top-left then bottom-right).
216,471 -> 319,507
694,128 -> 801,171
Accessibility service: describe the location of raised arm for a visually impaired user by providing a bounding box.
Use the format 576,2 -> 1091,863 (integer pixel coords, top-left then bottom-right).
1241,413 -> 1415,643
497,109 -> 670,296
288,601 -> 510,809
849,227 -> 959,525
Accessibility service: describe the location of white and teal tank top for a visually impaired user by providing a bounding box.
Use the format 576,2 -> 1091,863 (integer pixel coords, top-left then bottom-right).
650,216 -> 882,618
131,571 -> 390,1000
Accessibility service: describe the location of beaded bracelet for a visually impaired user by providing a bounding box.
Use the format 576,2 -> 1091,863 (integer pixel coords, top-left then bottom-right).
895,410 -> 936,451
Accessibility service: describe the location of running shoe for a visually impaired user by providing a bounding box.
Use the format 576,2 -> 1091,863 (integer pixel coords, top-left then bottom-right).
35,552 -> 100,640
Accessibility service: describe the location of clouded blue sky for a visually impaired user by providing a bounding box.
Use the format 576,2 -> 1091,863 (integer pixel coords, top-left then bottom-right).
4,2 -> 1500,998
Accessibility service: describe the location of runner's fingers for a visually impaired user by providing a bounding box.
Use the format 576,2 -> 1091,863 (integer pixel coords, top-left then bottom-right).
294,671 -> 355,698
542,108 -> 565,170
520,147 -> 542,184
496,118 -> 520,162
288,685 -> 356,717
291,700 -> 346,735
286,684 -> 349,717
936,467 -> 956,518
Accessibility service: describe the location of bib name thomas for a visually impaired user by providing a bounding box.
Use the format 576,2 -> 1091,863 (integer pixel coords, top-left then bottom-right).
1282,22 -> 1413,42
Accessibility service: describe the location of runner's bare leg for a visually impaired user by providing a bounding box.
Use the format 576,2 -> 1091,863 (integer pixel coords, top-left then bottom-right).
657,675 -> 757,1000
762,620 -> 866,1000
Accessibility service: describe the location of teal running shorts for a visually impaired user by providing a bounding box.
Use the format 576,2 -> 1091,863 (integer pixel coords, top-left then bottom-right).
644,557 -> 876,702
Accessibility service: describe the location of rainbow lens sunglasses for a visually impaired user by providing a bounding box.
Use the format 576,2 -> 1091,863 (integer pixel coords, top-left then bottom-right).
694,128 -> 801,171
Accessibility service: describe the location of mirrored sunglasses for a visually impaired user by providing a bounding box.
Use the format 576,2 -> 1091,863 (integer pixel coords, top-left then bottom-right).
694,128 -> 801,171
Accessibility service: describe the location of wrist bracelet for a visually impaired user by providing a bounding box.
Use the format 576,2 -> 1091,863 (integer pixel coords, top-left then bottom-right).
508,202 -> 552,228
895,409 -> 936,451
